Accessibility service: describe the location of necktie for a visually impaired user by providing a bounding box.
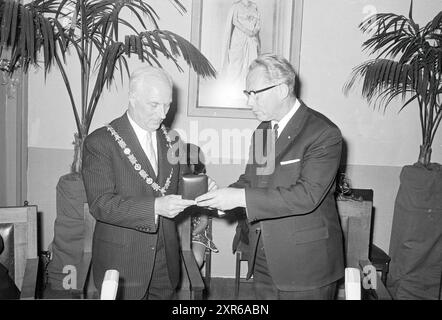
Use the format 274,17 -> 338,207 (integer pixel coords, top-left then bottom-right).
146,132 -> 158,176
273,123 -> 279,140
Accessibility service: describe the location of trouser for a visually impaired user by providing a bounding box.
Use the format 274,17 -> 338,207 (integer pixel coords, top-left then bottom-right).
253,240 -> 337,300
142,227 -> 176,300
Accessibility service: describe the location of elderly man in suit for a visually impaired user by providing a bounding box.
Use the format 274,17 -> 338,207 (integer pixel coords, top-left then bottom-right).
82,66 -> 211,299
196,54 -> 344,299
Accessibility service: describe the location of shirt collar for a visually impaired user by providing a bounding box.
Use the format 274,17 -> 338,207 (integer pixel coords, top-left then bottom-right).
127,111 -> 157,146
271,98 -> 301,134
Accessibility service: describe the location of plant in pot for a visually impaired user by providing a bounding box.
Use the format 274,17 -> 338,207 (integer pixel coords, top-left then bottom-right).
344,2 -> 442,299
0,0 -> 215,294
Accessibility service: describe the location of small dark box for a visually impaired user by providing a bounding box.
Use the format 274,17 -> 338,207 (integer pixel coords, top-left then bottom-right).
181,174 -> 208,200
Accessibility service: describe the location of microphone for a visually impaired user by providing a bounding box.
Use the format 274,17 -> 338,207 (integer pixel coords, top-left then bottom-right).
100,269 -> 119,300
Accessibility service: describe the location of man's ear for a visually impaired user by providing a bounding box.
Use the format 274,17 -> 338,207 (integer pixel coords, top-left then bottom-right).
128,97 -> 135,108
278,83 -> 289,99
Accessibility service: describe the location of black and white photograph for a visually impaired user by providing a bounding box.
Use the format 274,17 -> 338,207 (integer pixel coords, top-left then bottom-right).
188,0 -> 302,118
0,0 -> 441,309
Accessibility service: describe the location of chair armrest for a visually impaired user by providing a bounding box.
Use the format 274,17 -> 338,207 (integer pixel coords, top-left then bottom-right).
181,250 -> 205,297
359,260 -> 392,300
77,252 -> 92,287
77,252 -> 94,296
20,258 -> 39,300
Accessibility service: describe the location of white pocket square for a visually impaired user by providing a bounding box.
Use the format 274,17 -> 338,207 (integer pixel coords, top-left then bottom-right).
280,159 -> 300,166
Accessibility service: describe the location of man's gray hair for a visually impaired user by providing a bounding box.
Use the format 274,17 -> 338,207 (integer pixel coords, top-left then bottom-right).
248,53 -> 297,95
129,66 -> 173,99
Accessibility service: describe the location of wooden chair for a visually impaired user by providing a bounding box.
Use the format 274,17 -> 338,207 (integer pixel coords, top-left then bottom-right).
202,216 -> 213,290
234,240 -> 250,299
79,203 -> 97,299
231,210 -> 251,299
0,205 -> 39,299
80,204 -> 207,300
337,189 -> 392,300
176,211 -> 206,300
176,172 -> 212,300
190,215 -> 213,291
233,189 -> 392,300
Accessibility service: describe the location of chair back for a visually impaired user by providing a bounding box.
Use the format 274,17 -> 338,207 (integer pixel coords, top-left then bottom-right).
83,203 -> 95,255
0,206 -> 37,289
337,189 -> 394,300
81,203 -> 98,298
336,189 -> 373,268
176,174 -> 208,299
176,210 -> 205,300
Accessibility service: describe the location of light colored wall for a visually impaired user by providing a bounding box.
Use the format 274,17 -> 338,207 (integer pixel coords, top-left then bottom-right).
1,76 -> 26,207
27,0 -> 442,277
27,0 -> 258,266
300,0 -> 442,167
299,0 -> 442,257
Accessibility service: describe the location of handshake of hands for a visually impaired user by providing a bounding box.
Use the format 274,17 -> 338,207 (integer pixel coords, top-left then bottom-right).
155,176 -> 246,219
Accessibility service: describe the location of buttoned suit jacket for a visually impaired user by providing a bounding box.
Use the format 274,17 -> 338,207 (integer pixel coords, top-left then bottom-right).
82,113 -> 186,299
231,101 -> 345,291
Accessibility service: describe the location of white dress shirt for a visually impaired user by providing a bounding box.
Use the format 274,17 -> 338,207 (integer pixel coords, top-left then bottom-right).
235,99 -> 301,219
127,112 -> 158,167
271,98 -> 301,136
127,112 -> 159,224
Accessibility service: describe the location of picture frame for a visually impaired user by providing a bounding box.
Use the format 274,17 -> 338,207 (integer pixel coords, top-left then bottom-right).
188,0 -> 304,119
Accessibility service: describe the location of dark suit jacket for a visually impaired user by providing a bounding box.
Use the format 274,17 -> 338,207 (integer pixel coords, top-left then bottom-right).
231,101 -> 345,291
0,263 -> 20,299
0,235 -> 20,299
82,113 -> 186,299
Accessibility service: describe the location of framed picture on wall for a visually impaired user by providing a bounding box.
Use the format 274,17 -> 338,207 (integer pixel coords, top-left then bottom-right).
188,0 -> 304,119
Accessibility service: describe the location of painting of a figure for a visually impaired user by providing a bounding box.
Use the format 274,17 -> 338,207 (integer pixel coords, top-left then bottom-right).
189,0 -> 300,117
220,0 -> 261,89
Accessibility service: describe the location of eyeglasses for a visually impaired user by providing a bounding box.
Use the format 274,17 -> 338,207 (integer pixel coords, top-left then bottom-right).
243,83 -> 283,98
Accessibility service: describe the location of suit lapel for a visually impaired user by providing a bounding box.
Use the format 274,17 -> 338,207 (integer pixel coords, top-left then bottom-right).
113,113 -> 158,181
156,128 -> 172,189
275,102 -> 309,159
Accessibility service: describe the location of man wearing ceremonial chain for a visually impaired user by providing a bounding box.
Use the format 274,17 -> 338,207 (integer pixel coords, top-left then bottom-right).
82,66 -> 216,299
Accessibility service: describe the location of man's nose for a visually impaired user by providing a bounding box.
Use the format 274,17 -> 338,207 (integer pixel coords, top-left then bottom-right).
247,95 -> 256,109
157,105 -> 166,118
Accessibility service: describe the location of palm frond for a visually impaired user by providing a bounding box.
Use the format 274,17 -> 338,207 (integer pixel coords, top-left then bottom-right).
88,0 -> 161,42
153,30 -> 216,78
87,41 -> 125,130
1,0 -> 220,173
168,0 -> 186,14
85,28 -> 216,130
429,10 -> 442,31
0,0 -> 69,74
1,0 -> 13,46
345,0 -> 442,165
344,59 -> 418,108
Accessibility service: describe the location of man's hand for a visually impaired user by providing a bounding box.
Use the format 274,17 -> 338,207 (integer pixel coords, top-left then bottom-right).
155,195 -> 195,218
195,188 -> 245,211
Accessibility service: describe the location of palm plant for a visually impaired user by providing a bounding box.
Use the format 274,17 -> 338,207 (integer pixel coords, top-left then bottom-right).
344,1 -> 442,167
0,0 -> 215,173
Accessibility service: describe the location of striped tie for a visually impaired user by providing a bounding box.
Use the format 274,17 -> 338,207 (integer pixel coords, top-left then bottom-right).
146,132 -> 158,176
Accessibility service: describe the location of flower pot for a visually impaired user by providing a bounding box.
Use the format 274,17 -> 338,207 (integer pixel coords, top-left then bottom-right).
387,163 -> 442,300
46,173 -> 87,291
